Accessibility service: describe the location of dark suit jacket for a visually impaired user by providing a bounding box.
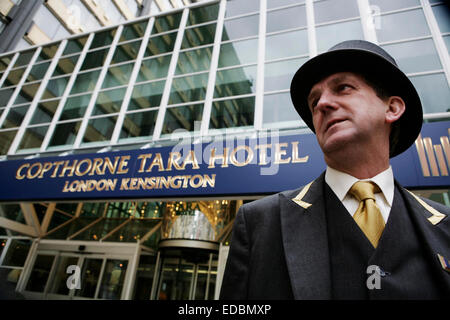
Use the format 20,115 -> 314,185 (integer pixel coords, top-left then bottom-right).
220,173 -> 450,299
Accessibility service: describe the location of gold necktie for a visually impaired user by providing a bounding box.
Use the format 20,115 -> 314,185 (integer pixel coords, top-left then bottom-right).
349,181 -> 385,248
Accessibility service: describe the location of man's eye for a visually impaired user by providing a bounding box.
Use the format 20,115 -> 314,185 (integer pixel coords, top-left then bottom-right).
338,84 -> 353,91
310,99 -> 319,110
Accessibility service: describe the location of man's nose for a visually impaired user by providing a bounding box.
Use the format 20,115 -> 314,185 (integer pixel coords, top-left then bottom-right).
315,91 -> 338,112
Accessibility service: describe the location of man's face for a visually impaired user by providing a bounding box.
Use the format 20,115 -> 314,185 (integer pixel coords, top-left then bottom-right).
307,72 -> 391,155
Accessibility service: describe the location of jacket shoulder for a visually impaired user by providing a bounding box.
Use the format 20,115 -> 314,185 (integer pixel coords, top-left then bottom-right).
240,187 -> 303,213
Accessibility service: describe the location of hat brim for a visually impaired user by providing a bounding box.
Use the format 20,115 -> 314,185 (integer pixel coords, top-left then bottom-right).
290,48 -> 423,158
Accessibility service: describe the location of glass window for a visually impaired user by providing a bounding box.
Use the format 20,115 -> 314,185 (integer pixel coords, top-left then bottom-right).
97,259 -> 128,300
263,92 -> 302,127
73,218 -> 126,240
0,87 -> 15,107
105,218 -> 161,242
63,36 -> 88,56
4,67 -> 26,87
82,116 -> 118,144
225,0 -> 259,17
79,202 -> 105,218
162,104 -> 204,134
316,19 -> 364,53
133,254 -> 157,300
145,32 -> 177,56
444,35 -> 450,53
169,73 -> 209,104
214,65 -> 257,98
182,24 -> 217,49
18,125 -> 49,150
222,14 -> 259,41
74,258 -> 103,298
105,202 -> 136,218
410,73 -> 450,113
314,0 -> 360,24
55,202 -> 78,216
1,239 -> 31,267
112,40 -> 141,64
26,62 -> 51,82
0,55 -> 13,72
60,94 -> 91,120
381,39 -> 442,74
432,4 -> 450,33
128,80 -> 165,110
218,38 -> 258,68
14,50 -> 35,68
267,5 -> 306,33
48,256 -> 78,295
80,48 -> 110,71
368,0 -> 420,12
46,211 -> 72,233
90,28 -> 117,49
0,130 -> 18,155
267,0 -> 304,9
210,96 -> 255,129
30,100 -> 59,125
48,121 -> 81,147
176,46 -> 213,75
120,20 -> 148,42
137,55 -> 171,82
264,57 -> 308,92
25,255 -> 55,292
186,3 -> 220,26
92,87 -> 127,116
0,204 -> 25,223
52,55 -> 79,76
101,62 -> 134,89
2,105 -> 29,129
45,217 -> 98,239
70,70 -> 101,94
13,82 -> 41,105
376,9 -> 430,43
152,12 -> 182,35
38,43 -> 59,61
120,109 -> 158,140
0,239 -> 6,256
43,76 -> 70,99
265,29 -> 308,60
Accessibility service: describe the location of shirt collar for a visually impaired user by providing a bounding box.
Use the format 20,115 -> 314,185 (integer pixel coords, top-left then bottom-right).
325,166 -> 394,206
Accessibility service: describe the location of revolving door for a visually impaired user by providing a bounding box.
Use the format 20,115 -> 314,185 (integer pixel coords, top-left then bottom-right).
151,239 -> 218,300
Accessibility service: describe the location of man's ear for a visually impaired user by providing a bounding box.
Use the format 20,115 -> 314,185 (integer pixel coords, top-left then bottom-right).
385,96 -> 405,124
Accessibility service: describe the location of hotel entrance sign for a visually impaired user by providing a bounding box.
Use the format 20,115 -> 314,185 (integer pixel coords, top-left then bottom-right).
0,121 -> 449,201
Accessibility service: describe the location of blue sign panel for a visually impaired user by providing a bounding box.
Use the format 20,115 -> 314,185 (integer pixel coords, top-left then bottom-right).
0,121 -> 449,201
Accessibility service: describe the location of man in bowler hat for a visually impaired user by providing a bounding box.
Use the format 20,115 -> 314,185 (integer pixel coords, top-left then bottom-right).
220,40 -> 450,299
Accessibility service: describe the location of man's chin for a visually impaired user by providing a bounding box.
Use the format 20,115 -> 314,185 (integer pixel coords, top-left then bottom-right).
319,134 -> 355,155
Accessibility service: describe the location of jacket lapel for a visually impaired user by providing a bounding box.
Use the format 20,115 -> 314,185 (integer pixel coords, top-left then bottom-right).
279,173 -> 332,299
397,182 -> 450,293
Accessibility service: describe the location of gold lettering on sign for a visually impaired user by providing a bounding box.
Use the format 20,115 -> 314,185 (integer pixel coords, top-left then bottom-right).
274,143 -> 291,164
208,148 -> 229,168
255,144 -> 271,165
229,145 -> 253,167
415,131 -> 450,177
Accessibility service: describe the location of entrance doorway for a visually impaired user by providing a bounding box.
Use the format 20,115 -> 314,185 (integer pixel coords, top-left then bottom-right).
18,241 -> 136,300
152,240 -> 218,300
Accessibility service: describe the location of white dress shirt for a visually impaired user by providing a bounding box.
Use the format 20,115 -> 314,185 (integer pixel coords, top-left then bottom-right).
325,166 -> 395,223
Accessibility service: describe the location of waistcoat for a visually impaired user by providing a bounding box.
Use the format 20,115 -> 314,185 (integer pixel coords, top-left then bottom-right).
324,183 -> 443,299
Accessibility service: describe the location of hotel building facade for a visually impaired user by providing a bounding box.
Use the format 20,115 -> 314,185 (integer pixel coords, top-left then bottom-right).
0,0 -> 448,300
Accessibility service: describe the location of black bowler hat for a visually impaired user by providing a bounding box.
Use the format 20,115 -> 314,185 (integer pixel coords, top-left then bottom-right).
290,40 -> 423,157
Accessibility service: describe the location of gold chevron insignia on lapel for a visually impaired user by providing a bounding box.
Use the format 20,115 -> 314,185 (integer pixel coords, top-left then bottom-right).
407,190 -> 446,225
292,180 -> 314,209
437,254 -> 450,273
